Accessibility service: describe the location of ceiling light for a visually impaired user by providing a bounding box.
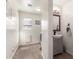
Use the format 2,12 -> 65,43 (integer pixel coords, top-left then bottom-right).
36,8 -> 40,12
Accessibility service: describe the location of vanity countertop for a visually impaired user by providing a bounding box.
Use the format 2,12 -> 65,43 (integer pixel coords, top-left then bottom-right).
52,35 -> 63,39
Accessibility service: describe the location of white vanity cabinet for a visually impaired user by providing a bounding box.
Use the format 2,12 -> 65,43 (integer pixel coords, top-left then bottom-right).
53,35 -> 63,55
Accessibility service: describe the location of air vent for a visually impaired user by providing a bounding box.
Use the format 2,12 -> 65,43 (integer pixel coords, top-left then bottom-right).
28,4 -> 32,7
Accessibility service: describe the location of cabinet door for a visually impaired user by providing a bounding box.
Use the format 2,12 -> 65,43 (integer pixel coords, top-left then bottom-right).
53,38 -> 58,55
53,38 -> 63,55
19,18 -> 32,45
57,38 -> 63,52
56,38 -> 63,54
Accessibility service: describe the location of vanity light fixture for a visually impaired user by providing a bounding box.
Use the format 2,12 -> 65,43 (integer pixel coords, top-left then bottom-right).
53,6 -> 60,15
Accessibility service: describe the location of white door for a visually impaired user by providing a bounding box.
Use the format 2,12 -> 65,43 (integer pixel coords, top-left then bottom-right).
19,18 -> 32,45
19,12 -> 41,45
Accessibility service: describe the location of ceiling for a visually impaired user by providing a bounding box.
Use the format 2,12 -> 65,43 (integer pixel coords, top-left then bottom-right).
16,0 -> 41,14
15,0 -> 71,13
53,0 -> 72,7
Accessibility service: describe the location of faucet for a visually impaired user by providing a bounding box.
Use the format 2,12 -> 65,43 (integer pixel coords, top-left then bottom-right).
53,30 -> 56,35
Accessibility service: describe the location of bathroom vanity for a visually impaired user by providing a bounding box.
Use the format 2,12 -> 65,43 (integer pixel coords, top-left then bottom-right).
53,35 -> 63,55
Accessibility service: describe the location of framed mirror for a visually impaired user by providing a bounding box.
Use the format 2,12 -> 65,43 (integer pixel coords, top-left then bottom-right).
53,14 -> 61,31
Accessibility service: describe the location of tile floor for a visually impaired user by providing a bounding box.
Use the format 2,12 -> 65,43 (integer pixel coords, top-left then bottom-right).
13,44 -> 72,59
53,52 -> 73,59
12,44 -> 43,59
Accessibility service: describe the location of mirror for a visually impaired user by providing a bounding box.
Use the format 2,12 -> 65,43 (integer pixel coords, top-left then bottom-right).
53,14 -> 61,31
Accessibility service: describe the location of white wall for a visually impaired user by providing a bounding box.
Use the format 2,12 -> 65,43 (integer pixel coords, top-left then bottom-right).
41,0 -> 53,59
19,11 -> 41,45
61,1 -> 73,55
6,30 -> 18,59
6,0 -> 19,59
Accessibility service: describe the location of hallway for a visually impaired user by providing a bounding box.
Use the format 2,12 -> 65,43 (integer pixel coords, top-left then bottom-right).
12,44 -> 43,59
6,0 -> 73,59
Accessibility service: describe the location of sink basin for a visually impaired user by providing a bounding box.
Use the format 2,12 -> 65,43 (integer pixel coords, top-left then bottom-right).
52,35 -> 63,39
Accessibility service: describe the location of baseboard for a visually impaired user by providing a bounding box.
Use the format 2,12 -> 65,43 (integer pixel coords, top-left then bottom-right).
19,42 -> 40,48
66,50 -> 73,56
10,45 -> 18,59
41,53 -> 45,59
